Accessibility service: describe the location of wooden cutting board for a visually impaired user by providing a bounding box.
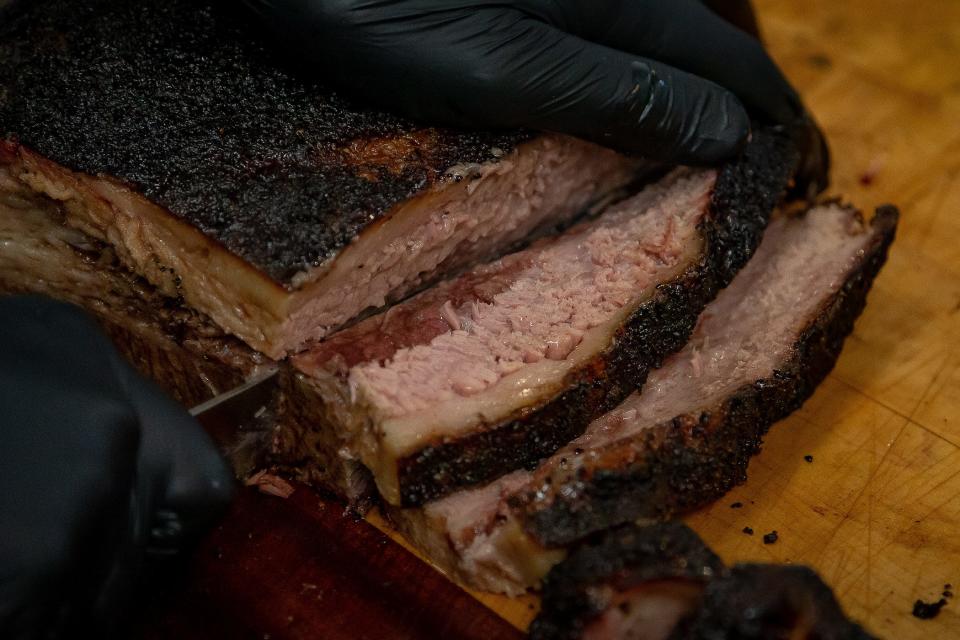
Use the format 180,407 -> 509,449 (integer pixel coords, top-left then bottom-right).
142,1 -> 960,638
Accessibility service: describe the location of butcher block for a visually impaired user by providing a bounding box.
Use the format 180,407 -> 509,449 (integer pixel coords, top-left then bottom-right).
123,0 -> 960,637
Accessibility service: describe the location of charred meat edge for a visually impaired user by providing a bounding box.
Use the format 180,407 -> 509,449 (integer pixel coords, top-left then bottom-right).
531,523 -> 874,640
519,206 -> 899,547
0,0 -> 531,282
393,129 -> 799,506
672,564 -> 877,640
529,522 -> 723,640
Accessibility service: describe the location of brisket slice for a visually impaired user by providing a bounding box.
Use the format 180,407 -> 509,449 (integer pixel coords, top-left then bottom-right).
0,0 -> 637,359
386,203 -> 897,594
0,167 -> 269,406
530,523 -> 874,640
518,205 -> 898,548
281,130 -> 798,507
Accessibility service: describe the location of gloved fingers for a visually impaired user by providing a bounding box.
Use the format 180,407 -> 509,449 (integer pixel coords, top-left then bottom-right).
115,362 -> 235,555
606,0 -> 828,194
0,295 -> 232,556
0,297 -> 146,638
245,1 -> 745,163
549,0 -> 829,193
0,431 -> 139,640
0,296 -> 120,377
428,18 -> 750,164
85,488 -> 145,636
553,0 -> 801,125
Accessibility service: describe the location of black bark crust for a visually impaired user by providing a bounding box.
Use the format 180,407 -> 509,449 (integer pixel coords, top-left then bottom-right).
520,206 -> 899,548
0,0 -> 528,282
394,129 -> 799,506
530,522 -> 724,640
672,564 -> 876,640
531,524 -> 874,640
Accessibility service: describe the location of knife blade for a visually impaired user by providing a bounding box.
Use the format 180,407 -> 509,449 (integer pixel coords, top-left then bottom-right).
189,368 -> 279,418
190,368 -> 279,475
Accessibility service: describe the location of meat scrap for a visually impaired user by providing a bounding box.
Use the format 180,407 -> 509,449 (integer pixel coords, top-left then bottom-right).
245,470 -> 295,499
531,522 -> 875,640
530,523 -> 723,640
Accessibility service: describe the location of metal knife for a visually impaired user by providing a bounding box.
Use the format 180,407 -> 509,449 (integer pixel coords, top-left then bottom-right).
189,368 -> 280,475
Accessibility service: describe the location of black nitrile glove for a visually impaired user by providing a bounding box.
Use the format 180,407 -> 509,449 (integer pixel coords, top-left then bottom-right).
0,296 -> 234,639
243,0 -> 828,193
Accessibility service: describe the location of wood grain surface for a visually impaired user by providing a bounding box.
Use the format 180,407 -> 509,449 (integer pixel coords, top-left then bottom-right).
137,484 -> 524,640
443,0 -> 960,636
143,1 -> 960,638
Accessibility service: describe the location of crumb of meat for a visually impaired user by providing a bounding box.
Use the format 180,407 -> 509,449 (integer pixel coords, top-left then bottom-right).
743,527 -> 754,536
763,531 -> 779,544
913,598 -> 948,620
245,469 -> 295,498
730,502 -> 743,509
804,455 -> 814,463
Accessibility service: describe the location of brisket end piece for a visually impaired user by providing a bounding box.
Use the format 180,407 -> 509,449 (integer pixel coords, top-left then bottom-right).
0,0 -> 637,358
519,205 -> 898,548
286,129 -> 797,508
531,523 -> 875,640
386,203 -> 897,595
530,523 -> 722,640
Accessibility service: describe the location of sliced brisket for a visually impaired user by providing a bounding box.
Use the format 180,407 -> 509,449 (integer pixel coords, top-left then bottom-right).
387,203 -> 896,594
0,0 -> 637,359
530,523 -> 874,640
280,130 -> 797,506
518,204 -> 898,547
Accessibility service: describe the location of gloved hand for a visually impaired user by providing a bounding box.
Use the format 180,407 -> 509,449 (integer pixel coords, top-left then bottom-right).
0,296 -> 234,638
243,0 -> 828,193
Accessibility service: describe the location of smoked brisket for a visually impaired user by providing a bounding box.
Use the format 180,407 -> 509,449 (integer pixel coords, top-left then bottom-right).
278,130 -> 798,507
387,203 -> 896,594
518,204 -> 898,548
0,0 -> 636,360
